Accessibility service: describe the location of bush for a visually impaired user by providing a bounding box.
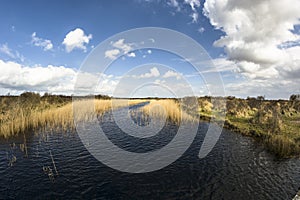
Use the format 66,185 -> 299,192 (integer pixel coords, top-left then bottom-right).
20,92 -> 41,108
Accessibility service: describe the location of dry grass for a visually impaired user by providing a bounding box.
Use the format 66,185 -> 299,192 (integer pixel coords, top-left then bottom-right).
142,99 -> 196,124
199,97 -> 300,157
0,102 -> 73,137
265,134 -> 300,157
0,99 -> 144,138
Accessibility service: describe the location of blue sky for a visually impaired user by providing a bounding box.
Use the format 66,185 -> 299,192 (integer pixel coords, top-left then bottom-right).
0,0 -> 300,98
0,0 -> 222,67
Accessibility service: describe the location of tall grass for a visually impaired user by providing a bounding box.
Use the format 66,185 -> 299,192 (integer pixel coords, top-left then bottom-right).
1,102 -> 72,137
142,99 -> 196,124
0,99 -> 143,138
265,134 -> 300,157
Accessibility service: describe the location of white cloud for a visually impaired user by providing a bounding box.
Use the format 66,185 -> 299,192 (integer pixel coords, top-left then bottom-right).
139,67 -> 160,78
166,0 -> 200,22
76,72 -> 117,95
198,27 -> 205,33
127,52 -> 136,57
62,28 -> 92,53
185,56 -> 299,98
203,0 -> 300,81
154,79 -> 167,85
15,51 -> 25,62
194,58 -> 238,74
0,59 -> 76,93
184,0 -> 200,22
168,0 -> 180,11
0,44 -> 25,62
0,59 -> 118,95
162,70 -> 182,80
0,44 -> 15,58
184,0 -> 200,11
105,39 -> 135,60
190,12 -> 199,23
105,49 -> 120,60
147,49 -> 152,54
111,39 -> 133,54
224,77 -> 300,99
31,32 -> 53,51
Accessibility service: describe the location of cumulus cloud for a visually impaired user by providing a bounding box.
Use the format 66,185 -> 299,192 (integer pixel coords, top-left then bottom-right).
162,70 -> 182,80
62,28 -> 92,53
139,67 -> 160,78
224,77 -> 300,99
105,39 -> 135,60
0,59 -> 118,95
127,52 -> 136,57
0,59 -> 76,93
105,49 -> 120,60
203,0 -> 300,80
31,32 -> 53,51
111,39 -> 133,54
76,72 -> 118,95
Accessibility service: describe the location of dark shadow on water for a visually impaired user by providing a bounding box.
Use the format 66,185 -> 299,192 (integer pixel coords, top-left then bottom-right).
128,101 -> 150,109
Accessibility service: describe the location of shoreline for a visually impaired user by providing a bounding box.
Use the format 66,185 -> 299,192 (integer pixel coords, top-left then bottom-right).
199,112 -> 300,158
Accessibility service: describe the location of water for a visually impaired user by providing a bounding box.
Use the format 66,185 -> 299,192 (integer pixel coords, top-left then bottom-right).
0,106 -> 299,199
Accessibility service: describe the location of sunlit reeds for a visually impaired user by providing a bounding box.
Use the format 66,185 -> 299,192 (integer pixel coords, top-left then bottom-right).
141,99 -> 196,124
0,99 -> 144,138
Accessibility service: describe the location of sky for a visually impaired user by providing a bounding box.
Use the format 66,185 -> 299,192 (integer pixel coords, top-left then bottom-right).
0,0 -> 299,99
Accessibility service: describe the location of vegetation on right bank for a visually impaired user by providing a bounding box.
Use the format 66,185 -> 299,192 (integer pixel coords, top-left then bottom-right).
198,95 -> 300,158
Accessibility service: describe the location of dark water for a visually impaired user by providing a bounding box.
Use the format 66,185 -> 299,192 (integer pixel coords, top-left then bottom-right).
0,106 -> 299,199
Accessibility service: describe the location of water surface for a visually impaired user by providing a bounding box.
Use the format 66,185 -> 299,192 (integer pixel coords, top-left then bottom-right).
0,107 -> 299,199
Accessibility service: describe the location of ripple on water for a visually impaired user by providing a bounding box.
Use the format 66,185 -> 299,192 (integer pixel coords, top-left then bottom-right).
0,112 -> 299,199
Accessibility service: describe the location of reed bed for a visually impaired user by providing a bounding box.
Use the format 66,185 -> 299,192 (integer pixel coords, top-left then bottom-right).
141,99 -> 196,124
1,102 -> 72,137
0,99 -> 143,138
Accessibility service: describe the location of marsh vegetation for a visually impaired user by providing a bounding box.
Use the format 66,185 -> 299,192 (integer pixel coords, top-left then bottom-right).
141,99 -> 197,124
198,96 -> 300,157
0,93 -> 142,137
1,92 -> 300,157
